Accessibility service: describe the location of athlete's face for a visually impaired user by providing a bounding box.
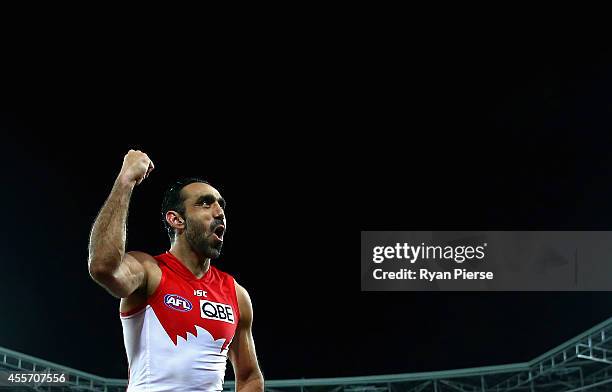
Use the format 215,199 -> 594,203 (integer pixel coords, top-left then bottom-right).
181,183 -> 226,259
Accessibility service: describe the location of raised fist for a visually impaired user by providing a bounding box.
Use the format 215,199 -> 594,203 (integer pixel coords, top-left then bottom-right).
118,150 -> 155,186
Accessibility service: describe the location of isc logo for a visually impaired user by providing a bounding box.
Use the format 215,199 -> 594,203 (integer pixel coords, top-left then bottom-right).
164,294 -> 193,312
200,300 -> 235,324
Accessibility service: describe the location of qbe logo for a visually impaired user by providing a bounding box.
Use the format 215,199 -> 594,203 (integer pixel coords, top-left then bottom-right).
200,300 -> 235,324
164,294 -> 193,312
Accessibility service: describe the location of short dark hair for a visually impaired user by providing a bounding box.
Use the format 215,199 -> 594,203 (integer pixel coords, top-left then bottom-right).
161,177 -> 209,241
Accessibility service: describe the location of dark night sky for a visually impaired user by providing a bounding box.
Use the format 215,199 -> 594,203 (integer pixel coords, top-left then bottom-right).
1,34 -> 612,381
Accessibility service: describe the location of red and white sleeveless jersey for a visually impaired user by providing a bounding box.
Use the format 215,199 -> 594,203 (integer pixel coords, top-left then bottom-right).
120,252 -> 240,392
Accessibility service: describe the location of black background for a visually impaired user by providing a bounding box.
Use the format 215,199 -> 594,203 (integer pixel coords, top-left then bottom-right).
1,29 -> 612,380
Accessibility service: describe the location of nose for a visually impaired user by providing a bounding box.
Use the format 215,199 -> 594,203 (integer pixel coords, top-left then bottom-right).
213,202 -> 225,220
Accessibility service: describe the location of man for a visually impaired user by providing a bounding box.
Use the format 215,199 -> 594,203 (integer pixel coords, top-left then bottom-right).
88,150 -> 264,392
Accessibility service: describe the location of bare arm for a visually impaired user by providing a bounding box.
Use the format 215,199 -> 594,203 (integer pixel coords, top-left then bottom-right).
229,283 -> 264,392
88,150 -> 154,298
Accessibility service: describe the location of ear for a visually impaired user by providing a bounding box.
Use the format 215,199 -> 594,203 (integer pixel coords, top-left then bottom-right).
166,210 -> 185,232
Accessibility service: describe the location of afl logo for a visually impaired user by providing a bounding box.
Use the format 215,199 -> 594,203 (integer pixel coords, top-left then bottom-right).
164,294 -> 193,312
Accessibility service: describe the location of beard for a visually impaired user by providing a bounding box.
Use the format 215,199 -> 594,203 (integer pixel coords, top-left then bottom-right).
184,216 -> 223,259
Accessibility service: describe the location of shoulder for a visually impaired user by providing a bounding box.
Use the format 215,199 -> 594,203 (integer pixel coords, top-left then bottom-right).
126,251 -> 161,296
212,267 -> 251,313
234,281 -> 254,325
211,265 -> 235,280
234,281 -> 251,302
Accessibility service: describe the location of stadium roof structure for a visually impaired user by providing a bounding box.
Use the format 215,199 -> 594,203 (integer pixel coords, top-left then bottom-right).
2,315 -> 612,391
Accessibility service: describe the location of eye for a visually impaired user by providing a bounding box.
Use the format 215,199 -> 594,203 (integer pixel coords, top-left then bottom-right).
198,195 -> 217,207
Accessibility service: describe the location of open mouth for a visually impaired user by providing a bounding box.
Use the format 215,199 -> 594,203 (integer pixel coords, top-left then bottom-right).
213,225 -> 225,240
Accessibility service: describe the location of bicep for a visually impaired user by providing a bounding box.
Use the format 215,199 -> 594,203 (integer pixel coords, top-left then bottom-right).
93,252 -> 149,298
229,324 -> 258,376
229,284 -> 261,381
